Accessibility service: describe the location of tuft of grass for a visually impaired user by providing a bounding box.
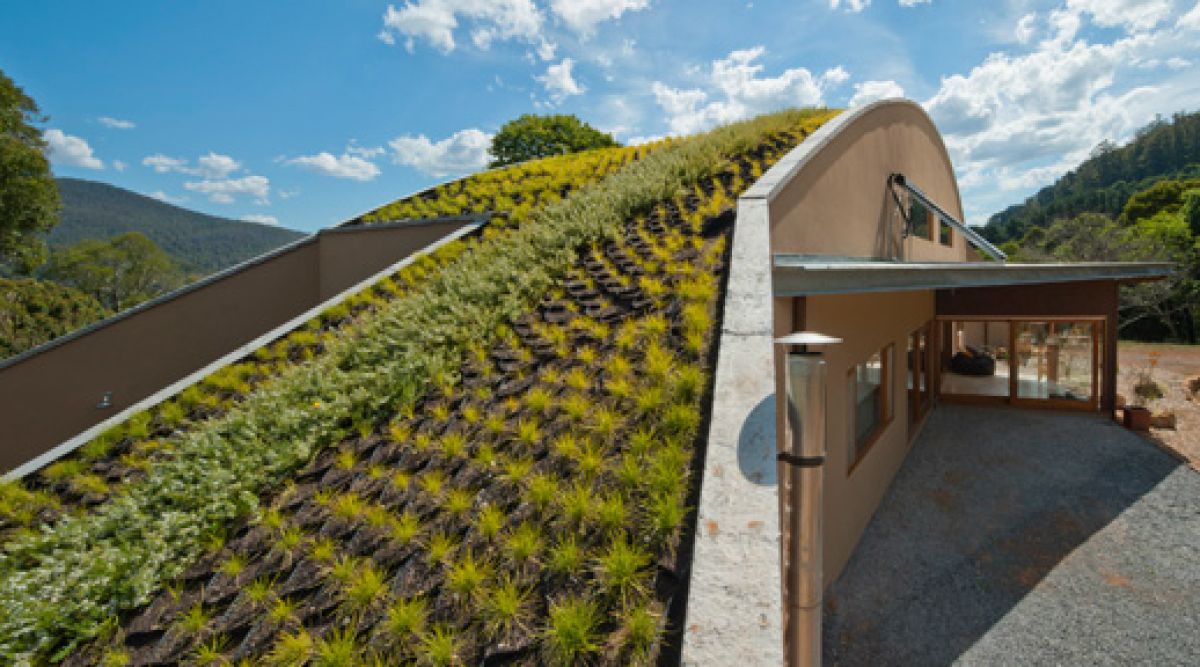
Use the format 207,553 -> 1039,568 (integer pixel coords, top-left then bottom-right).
595,539 -> 652,600
268,597 -> 298,625
341,561 -> 387,613
446,552 -> 490,599
418,625 -> 460,667
439,432 -> 466,459
384,597 -> 427,639
619,603 -> 662,664
525,474 -> 558,510
264,628 -> 312,667
312,626 -> 359,667
244,577 -> 276,606
505,522 -> 543,563
476,505 -> 505,540
391,511 -> 420,544
483,579 -> 532,638
595,494 -> 628,533
191,633 -> 229,666
543,597 -> 602,663
426,532 -> 457,564
177,603 -> 210,634
310,537 -> 338,563
547,536 -> 584,576
443,488 -> 473,516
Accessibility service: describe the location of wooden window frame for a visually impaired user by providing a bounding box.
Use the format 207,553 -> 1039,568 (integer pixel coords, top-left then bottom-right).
848,343 -> 894,474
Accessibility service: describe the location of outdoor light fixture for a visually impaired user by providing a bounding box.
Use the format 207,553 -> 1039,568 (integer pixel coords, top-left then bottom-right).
775,331 -> 841,667
96,391 -> 113,410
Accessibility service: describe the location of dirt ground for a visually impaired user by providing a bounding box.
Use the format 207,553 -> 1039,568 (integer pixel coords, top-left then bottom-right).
1118,341 -> 1200,469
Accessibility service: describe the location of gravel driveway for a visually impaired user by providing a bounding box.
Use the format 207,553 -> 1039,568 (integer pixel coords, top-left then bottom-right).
823,404 -> 1200,666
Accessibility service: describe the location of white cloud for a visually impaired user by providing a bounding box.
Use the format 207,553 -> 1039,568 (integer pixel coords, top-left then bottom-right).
278,188 -> 301,200
849,80 -> 905,106
380,0 -> 542,53
141,152 -> 241,178
650,47 -> 839,135
920,8 -> 1200,224
830,0 -> 870,12
242,214 -> 280,226
44,129 -> 104,170
143,154 -> 188,173
1180,2 -> 1200,30
284,151 -> 382,181
538,58 -> 586,102
536,39 -> 557,61
98,116 -> 135,130
147,190 -> 186,204
1066,0 -> 1172,33
898,0 -> 930,6
389,128 -> 492,177
1015,13 -> 1037,43
548,0 -> 651,36
112,160 -> 127,172
184,175 -> 270,205
822,65 -> 851,86
196,152 -> 241,179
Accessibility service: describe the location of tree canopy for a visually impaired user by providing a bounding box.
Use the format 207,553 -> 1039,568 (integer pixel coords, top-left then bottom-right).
42,231 -> 182,312
984,110 -> 1200,243
489,114 -> 619,168
0,277 -> 108,359
0,68 -> 60,272
1007,178 -> 1200,342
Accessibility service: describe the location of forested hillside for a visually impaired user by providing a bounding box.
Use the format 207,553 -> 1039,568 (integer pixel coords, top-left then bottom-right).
49,179 -> 304,275
984,111 -> 1200,242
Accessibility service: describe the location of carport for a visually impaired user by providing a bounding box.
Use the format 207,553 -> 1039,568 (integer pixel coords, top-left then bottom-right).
822,404 -> 1200,665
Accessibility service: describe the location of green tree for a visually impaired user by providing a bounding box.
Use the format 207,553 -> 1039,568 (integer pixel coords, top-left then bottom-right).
43,232 -> 182,311
0,278 -> 109,358
489,114 -> 619,168
0,68 -> 60,271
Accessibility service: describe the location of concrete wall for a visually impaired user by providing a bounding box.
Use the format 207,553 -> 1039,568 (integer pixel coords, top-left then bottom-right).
803,290 -> 935,583
0,219 -> 474,475
768,101 -> 969,262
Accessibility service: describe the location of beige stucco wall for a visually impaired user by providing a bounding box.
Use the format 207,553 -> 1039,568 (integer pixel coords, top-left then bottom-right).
804,290 -> 935,583
768,102 -> 969,262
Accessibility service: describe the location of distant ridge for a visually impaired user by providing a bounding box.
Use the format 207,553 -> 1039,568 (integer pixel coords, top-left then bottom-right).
48,178 -> 306,275
983,110 -> 1200,243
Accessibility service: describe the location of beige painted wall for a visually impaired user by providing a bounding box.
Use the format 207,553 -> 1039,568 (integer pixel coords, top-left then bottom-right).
0,220 -> 473,475
768,102 -> 969,262
803,290 -> 935,584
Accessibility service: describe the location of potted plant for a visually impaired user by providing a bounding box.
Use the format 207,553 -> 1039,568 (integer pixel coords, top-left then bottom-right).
1126,355 -> 1162,431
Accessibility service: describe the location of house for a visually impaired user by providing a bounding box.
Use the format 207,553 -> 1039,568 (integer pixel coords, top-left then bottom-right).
682,99 -> 1170,665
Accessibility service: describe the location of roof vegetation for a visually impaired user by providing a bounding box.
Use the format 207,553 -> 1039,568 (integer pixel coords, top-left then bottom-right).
0,108 -> 836,663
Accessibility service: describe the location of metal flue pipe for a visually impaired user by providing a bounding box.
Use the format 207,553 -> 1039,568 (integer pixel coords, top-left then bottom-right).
776,331 -> 841,667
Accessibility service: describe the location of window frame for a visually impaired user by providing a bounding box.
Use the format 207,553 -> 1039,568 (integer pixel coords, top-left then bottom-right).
847,343 -> 894,473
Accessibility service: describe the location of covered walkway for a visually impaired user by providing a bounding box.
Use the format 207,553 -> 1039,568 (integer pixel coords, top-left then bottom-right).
823,405 -> 1200,666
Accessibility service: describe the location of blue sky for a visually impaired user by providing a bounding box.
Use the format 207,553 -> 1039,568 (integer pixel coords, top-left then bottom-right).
4,0 -> 1199,233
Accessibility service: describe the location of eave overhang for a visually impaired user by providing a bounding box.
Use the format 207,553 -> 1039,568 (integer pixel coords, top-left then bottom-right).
772,256 -> 1173,297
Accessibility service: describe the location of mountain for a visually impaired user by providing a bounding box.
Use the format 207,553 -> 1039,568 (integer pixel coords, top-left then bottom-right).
47,178 -> 306,275
983,110 -> 1200,243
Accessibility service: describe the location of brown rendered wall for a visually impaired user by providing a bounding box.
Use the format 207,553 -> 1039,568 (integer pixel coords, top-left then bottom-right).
317,222 -> 468,300
768,102 -> 970,263
0,219 -> 473,475
802,290 -> 935,584
936,280 -> 1120,412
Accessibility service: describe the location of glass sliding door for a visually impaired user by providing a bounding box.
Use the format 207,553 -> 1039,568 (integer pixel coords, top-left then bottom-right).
1013,321 -> 1097,408
937,317 -> 1102,411
908,323 -> 933,433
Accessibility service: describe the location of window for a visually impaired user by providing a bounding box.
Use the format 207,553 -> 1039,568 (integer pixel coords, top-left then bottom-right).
909,197 -> 931,240
938,218 -> 953,246
908,324 -> 932,430
848,344 -> 893,470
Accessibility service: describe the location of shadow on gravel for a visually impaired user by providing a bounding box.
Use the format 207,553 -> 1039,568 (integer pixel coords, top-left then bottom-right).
822,404 -> 1182,667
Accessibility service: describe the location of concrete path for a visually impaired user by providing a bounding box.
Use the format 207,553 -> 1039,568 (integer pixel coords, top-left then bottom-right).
823,405 -> 1200,666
